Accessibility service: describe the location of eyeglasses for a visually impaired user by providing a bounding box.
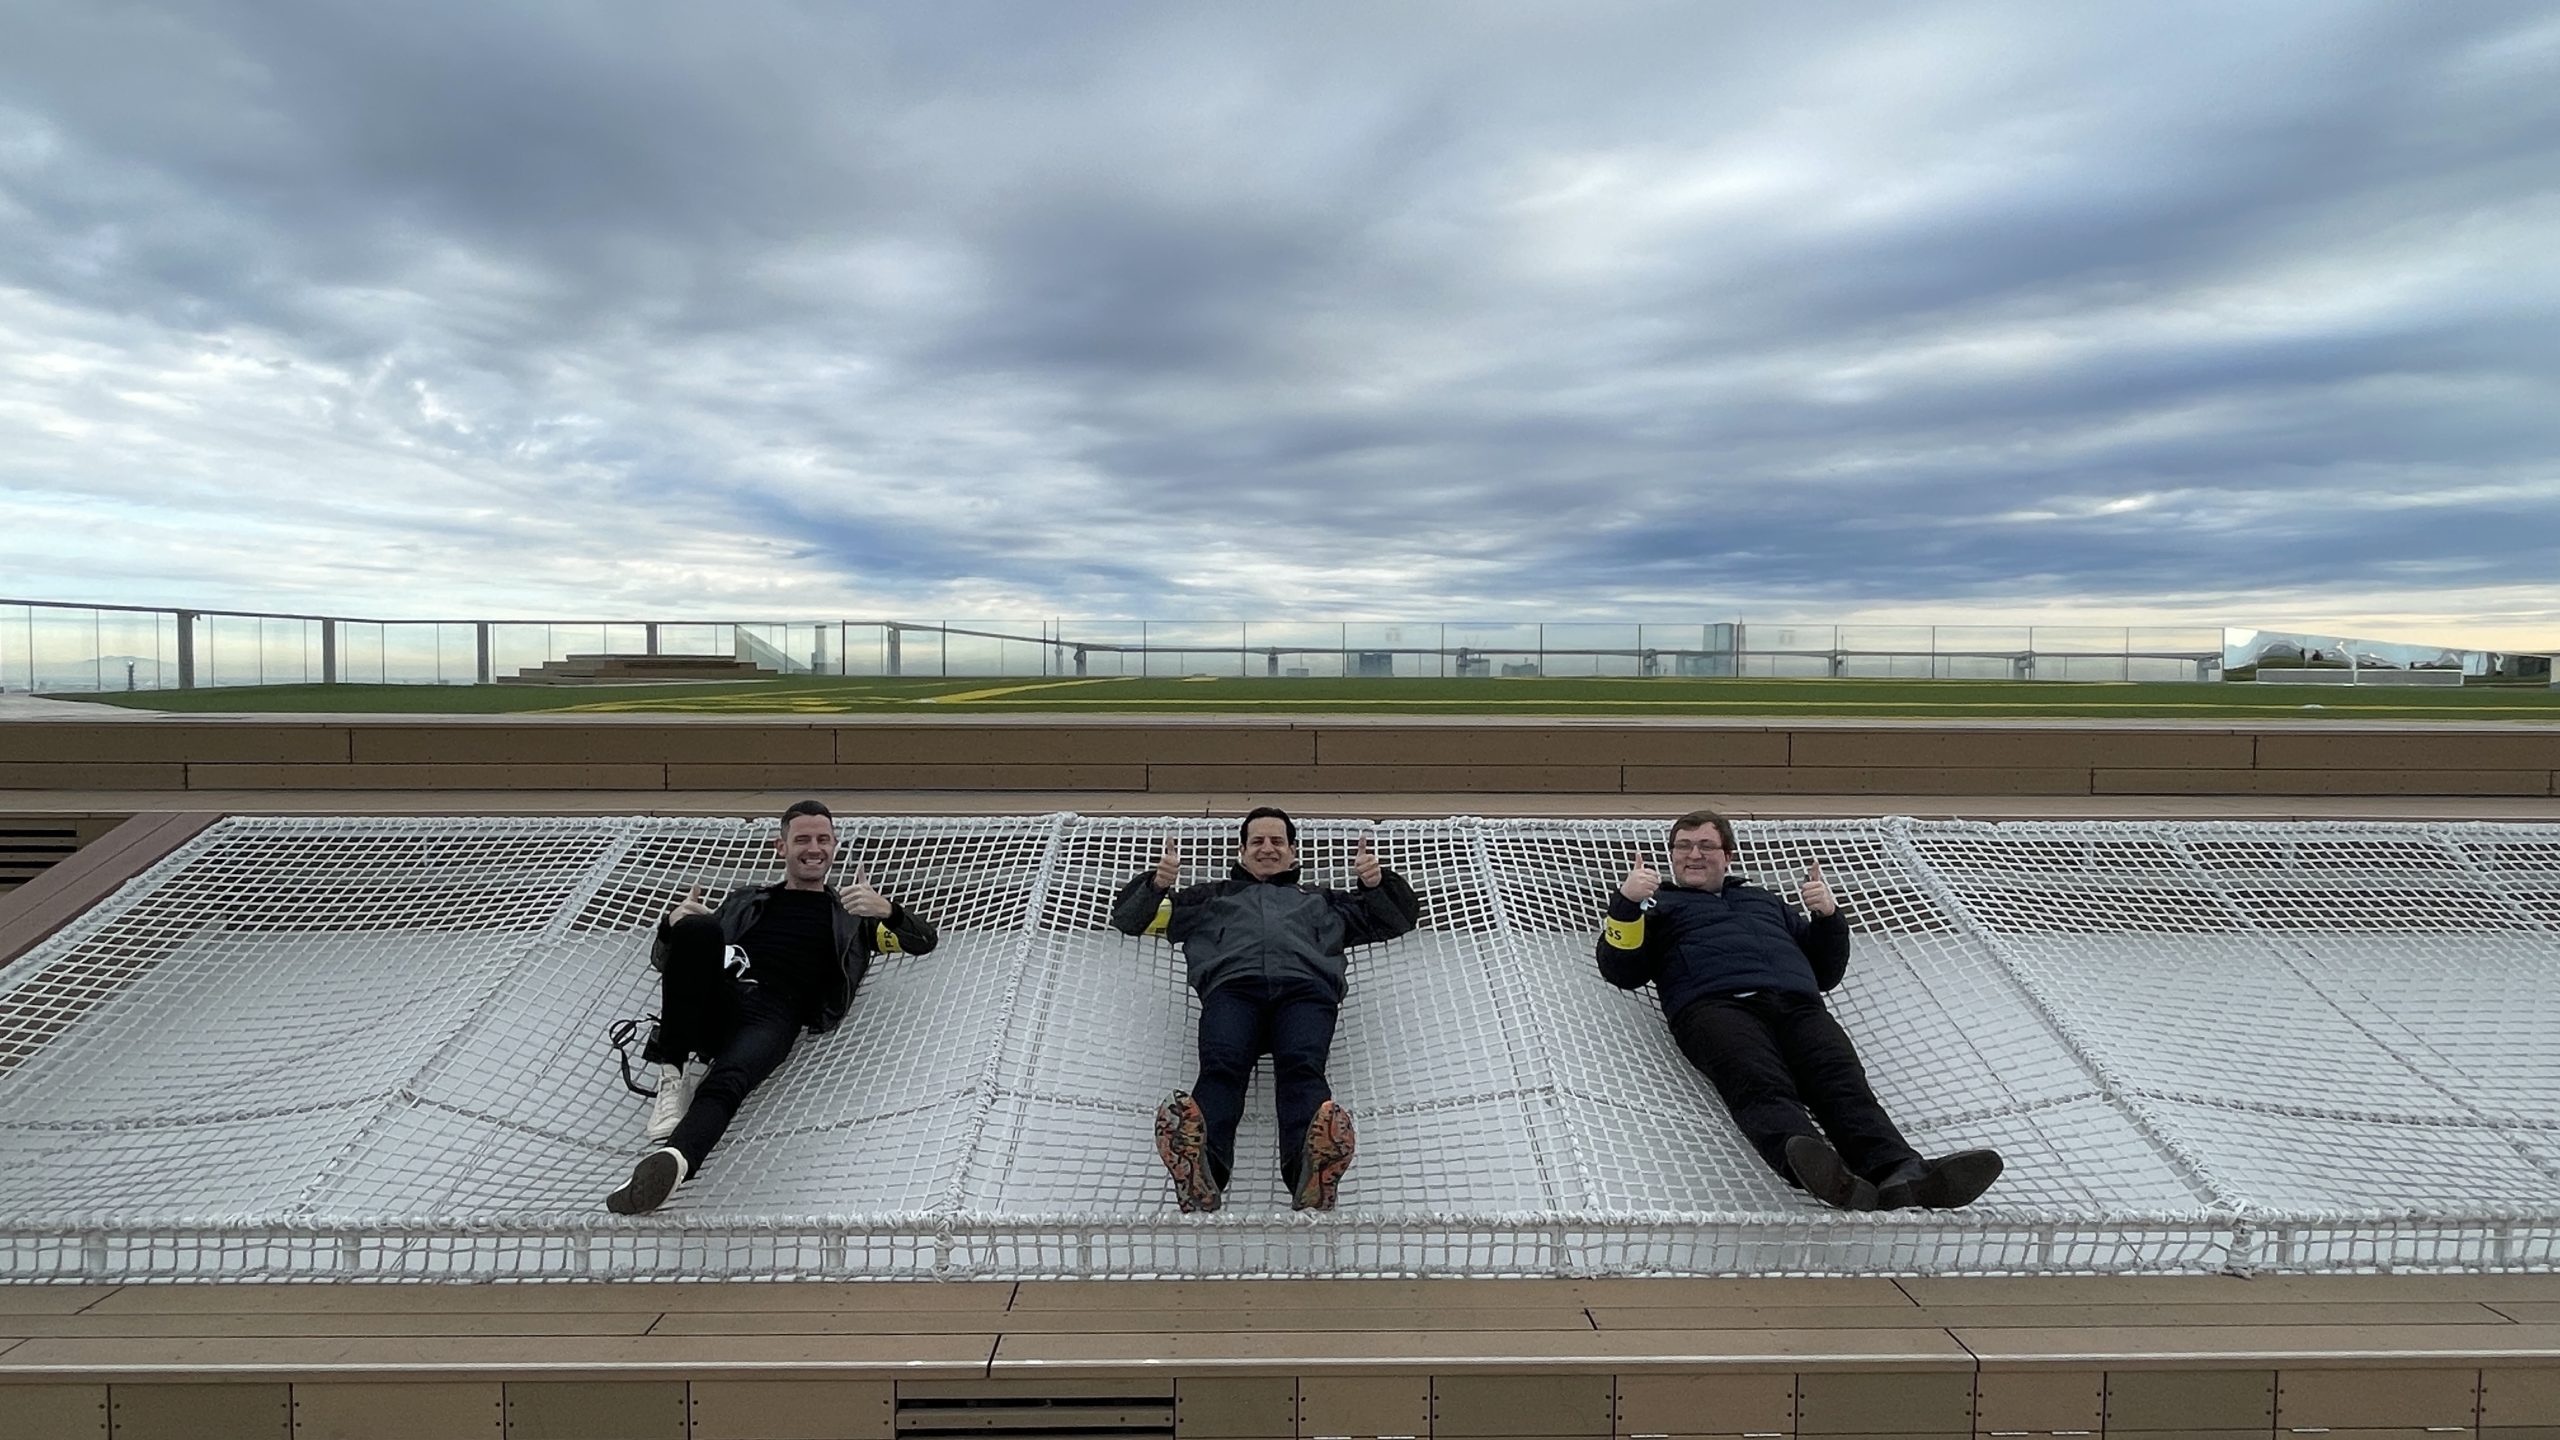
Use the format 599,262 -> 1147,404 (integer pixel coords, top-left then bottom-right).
1668,840 -> 1724,856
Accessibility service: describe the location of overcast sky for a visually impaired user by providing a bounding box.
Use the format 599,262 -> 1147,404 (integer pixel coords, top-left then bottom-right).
3,1 -> 2555,645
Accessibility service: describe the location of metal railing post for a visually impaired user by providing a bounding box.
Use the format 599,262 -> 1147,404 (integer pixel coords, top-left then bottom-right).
322,620 -> 338,684
475,622 -> 492,684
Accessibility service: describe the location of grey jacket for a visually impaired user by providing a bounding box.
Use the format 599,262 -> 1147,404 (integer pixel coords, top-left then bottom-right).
1110,863 -> 1421,999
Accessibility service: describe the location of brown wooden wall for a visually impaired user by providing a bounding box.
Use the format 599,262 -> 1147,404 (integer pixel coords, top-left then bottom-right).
4,1274 -> 2560,1436
3,721 -> 2556,796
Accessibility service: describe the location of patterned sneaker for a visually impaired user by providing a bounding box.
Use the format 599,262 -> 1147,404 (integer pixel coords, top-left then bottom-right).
644,1062 -> 699,1144
1290,1100 -> 1357,1211
1154,1091 -> 1222,1213
605,1146 -> 690,1216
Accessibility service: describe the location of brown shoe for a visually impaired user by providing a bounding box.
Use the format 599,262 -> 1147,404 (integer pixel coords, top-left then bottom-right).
1154,1091 -> 1222,1213
1291,1100 -> 1357,1211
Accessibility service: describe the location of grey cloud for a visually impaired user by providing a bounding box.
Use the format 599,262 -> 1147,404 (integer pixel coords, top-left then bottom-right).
0,0 -> 2555,632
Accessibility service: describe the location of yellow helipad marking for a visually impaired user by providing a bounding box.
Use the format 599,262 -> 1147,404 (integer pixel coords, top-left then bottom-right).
920,676 -> 1142,704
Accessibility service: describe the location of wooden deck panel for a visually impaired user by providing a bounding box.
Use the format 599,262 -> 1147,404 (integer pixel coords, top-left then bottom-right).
288,1381 -> 504,1440
0,1331 -> 1005,1379
647,1308 -> 1606,1336
1004,1279 -> 1913,1310
78,1283 -> 1020,1315
1953,1322 -> 2560,1367
982,1327 -> 1979,1373
1583,1301 -> 2516,1330
0,1313 -> 663,1338
4,719 -> 2552,797
0,810 -> 218,968
0,1287 -> 2556,1436
1900,1274 -> 2560,1304
0,1287 -> 118,1315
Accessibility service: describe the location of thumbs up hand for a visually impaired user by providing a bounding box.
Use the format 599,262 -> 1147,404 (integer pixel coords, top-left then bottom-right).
668,884 -> 710,925
1621,857 -> 1660,905
1353,835 -> 1383,889
841,869 -> 893,919
1800,861 -> 1837,917
1153,838 -> 1180,890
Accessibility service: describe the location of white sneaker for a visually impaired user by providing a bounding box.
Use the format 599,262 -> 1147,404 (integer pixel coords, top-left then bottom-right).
605,1146 -> 690,1215
644,1062 -> 699,1143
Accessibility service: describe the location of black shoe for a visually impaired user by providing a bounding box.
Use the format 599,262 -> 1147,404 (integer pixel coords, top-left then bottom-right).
1784,1134 -> 1879,1211
1877,1149 -> 2004,1210
605,1146 -> 690,1215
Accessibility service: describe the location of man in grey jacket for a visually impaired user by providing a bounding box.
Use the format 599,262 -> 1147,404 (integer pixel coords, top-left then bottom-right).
1111,807 -> 1421,1213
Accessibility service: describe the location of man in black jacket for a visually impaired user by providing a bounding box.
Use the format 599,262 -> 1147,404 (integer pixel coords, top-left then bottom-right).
1596,808 -> 2000,1211
1111,807 -> 1421,1213
606,799 -> 938,1215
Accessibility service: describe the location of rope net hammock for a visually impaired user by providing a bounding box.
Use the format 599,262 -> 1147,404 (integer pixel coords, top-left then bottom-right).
1,814 -> 2552,1281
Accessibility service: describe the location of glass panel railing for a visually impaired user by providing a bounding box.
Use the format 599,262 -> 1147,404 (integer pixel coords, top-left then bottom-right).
1925,626 -> 2032,680
256,617 -> 310,687
936,620 -> 1052,678
651,623 -> 728,658
834,623 -> 890,677
1053,623 -> 1146,678
9,601 -> 2523,690
1339,621 -> 1453,679
203,615 -> 261,687
1535,624 -> 1640,678
1125,623 -> 1242,679
97,609 -> 175,691
0,603 -> 25,691
1241,623 -> 1349,678
488,623 -> 551,681
22,604 -> 97,692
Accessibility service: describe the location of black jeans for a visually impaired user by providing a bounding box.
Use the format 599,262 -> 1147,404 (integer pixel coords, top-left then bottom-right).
1194,973 -> 1341,1190
645,914 -> 804,1175
1669,991 -> 1922,1184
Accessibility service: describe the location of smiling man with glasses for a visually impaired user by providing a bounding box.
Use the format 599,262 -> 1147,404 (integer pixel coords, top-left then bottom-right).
1595,808 -> 2001,1212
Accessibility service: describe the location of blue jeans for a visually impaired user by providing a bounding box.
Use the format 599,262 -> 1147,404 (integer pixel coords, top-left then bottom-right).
1194,974 -> 1341,1190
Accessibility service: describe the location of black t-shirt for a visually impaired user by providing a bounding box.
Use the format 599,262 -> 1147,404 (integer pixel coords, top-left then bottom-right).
737,889 -> 841,1025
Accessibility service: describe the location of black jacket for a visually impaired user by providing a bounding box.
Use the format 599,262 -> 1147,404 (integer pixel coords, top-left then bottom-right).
1110,863 -> 1420,1000
652,881 -> 937,1034
1595,875 -> 1849,1022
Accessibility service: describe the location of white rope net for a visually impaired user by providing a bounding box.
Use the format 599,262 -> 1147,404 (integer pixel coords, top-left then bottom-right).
1,814 -> 2552,1281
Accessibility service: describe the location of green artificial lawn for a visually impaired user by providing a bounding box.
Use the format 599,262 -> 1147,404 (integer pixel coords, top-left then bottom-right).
51,674 -> 2560,720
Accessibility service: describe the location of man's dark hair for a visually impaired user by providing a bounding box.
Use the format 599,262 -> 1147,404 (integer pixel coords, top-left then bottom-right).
1238,805 -> 1297,845
780,798 -> 835,831
1668,807 -> 1736,857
